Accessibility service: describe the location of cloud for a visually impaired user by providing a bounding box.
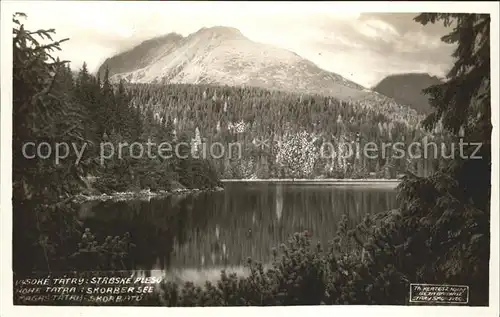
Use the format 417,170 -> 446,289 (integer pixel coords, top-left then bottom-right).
299,13 -> 456,86
357,19 -> 401,40
7,1 -> 457,87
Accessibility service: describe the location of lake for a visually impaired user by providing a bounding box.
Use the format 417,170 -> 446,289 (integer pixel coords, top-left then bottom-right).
78,182 -> 398,284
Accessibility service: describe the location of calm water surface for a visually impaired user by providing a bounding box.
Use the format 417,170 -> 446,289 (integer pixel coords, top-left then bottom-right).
79,182 -> 397,283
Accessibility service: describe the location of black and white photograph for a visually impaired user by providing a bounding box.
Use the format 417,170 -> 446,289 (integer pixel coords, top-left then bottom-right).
1,1 -> 498,315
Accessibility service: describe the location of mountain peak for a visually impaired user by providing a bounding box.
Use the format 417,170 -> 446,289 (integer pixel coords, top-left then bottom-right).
100,26 -> 385,103
139,32 -> 184,46
378,72 -> 439,82
372,72 -> 444,114
193,26 -> 245,39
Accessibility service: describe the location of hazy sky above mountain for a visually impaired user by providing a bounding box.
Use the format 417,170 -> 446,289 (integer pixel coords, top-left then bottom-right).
9,1 -> 468,87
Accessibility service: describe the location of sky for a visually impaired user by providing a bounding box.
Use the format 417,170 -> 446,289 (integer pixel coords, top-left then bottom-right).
8,1 -> 462,87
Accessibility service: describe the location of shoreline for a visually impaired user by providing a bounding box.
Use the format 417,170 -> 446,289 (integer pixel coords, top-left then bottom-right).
73,179 -> 401,203
73,186 -> 225,203
220,178 -> 401,184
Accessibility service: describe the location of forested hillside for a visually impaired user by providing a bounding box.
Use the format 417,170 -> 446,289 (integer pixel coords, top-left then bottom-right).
59,65 -> 449,183
122,81 -> 446,180
31,60 -> 446,186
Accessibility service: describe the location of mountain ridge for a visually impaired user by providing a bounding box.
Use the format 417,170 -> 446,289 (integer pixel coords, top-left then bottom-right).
372,72 -> 444,114
98,26 -> 377,101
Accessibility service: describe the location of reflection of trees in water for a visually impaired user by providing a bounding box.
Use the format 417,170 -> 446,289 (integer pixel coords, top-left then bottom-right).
178,186 -> 397,268
276,184 -> 283,222
80,194 -> 209,272
80,186 -> 397,272
13,200 -> 85,273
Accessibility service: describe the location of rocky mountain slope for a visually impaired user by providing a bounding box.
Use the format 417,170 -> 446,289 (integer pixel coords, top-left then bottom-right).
99,26 -> 383,102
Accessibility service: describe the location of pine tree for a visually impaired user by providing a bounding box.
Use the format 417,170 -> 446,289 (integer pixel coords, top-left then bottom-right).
13,12 -> 89,200
13,12 -> 94,271
416,13 -> 491,138
101,65 -> 116,133
165,116 -> 175,142
115,78 -> 129,136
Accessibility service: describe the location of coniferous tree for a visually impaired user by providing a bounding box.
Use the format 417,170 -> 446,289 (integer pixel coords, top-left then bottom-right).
359,13 -> 492,306
101,65 -> 116,134
13,12 -> 94,272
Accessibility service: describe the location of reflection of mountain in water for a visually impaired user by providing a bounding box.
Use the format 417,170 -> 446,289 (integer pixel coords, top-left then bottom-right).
78,183 -> 397,277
